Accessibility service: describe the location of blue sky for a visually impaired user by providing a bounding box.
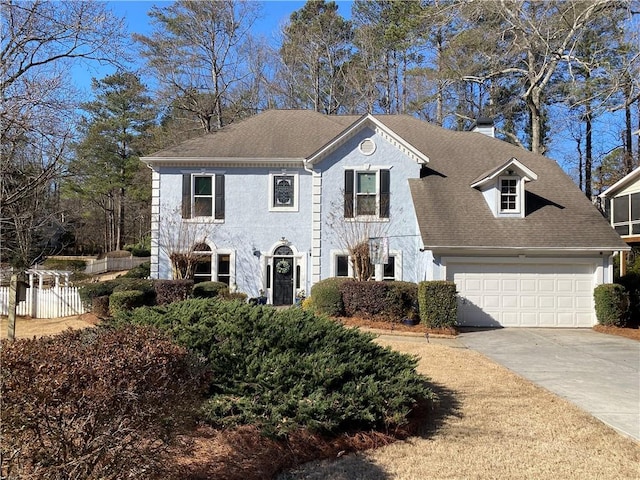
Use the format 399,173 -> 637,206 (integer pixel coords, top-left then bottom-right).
73,1 -> 352,92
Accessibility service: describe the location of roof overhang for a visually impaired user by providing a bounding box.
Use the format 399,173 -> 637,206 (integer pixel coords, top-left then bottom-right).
305,114 -> 430,166
599,166 -> 640,198
470,157 -> 538,189
423,245 -> 630,256
141,157 -> 306,168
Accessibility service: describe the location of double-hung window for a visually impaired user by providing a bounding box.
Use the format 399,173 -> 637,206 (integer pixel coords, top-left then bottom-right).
499,177 -> 518,213
344,168 -> 390,219
182,173 -> 225,220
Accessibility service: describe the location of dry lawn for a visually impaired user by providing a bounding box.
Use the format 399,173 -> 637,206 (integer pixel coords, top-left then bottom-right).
0,315 -> 96,340
279,339 -> 640,480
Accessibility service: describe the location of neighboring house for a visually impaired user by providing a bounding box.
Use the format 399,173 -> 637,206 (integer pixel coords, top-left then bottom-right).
142,109 -> 626,328
599,167 -> 640,275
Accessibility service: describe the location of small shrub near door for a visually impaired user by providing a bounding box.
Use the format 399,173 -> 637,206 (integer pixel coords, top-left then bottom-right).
310,277 -> 350,316
594,283 -> 629,327
418,281 -> 457,328
0,326 -> 207,480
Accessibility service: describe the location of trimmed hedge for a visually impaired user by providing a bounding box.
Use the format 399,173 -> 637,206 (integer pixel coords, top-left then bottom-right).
113,278 -> 156,305
340,281 -> 417,321
109,290 -> 147,316
594,284 -> 629,327
418,281 -> 457,328
0,326 -> 206,479
192,281 -> 229,298
341,280 -> 388,317
113,298 -> 434,438
154,279 -> 193,305
310,277 -> 350,316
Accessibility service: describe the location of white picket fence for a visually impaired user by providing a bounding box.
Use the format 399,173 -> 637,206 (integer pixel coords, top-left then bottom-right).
84,257 -> 149,275
0,285 -> 87,319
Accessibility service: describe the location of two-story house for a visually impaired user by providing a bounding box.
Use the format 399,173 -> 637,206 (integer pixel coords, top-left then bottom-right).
142,110 -> 626,327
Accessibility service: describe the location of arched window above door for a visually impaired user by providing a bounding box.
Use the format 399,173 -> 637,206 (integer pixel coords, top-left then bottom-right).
274,245 -> 293,256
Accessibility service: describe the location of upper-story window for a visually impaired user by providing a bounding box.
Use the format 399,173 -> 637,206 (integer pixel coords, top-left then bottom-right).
500,177 -> 519,213
269,173 -> 298,211
344,168 -> 390,219
612,192 -> 640,236
182,173 -> 225,220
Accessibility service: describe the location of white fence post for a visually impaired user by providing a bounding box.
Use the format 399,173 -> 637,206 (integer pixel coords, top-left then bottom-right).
0,285 -> 87,319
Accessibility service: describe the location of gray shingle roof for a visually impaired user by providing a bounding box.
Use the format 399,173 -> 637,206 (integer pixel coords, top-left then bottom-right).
144,109 -> 626,251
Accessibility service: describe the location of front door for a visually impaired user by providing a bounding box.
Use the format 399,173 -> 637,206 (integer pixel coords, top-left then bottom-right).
272,246 -> 294,305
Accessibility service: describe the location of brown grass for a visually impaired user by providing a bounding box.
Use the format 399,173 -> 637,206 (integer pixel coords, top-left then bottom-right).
280,340 -> 640,480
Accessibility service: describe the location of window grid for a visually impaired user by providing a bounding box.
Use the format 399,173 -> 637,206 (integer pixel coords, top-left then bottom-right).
500,178 -> 518,211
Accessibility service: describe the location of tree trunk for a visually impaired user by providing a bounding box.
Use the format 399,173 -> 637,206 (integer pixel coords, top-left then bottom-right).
585,101 -> 593,199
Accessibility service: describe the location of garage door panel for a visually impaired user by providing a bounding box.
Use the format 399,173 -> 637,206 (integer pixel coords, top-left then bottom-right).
449,261 -> 595,328
539,296 -> 555,308
521,296 -> 536,308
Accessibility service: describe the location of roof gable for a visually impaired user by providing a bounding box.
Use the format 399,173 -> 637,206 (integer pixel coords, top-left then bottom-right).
599,166 -> 640,198
470,157 -> 538,189
306,114 -> 429,166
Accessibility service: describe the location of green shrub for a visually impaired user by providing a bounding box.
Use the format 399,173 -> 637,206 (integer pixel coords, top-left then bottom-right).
0,326 -> 206,479
192,281 -> 229,298
386,281 -> 419,321
113,278 -> 156,304
114,298 -> 434,438
154,279 -> 193,305
79,280 -> 120,309
617,273 -> 640,327
122,261 -> 150,278
310,277 -> 350,316
594,284 -> 629,327
418,281 -> 457,328
109,290 -> 146,316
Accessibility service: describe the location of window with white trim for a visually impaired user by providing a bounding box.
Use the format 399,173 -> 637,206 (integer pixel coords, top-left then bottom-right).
344,168 -> 390,219
332,251 -> 400,280
269,173 -> 298,211
192,244 -> 234,284
612,192 -> 640,236
499,177 -> 519,213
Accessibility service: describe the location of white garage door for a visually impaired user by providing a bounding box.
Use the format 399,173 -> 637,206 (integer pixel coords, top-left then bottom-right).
447,262 -> 596,328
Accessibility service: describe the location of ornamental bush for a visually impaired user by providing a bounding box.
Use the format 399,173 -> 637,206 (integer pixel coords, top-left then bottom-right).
341,280 -> 389,318
114,298 -> 433,438
418,281 -> 458,328
310,277 -> 350,316
109,290 -> 146,316
192,281 -> 229,298
594,284 -> 629,327
0,326 -> 207,480
154,279 -> 193,305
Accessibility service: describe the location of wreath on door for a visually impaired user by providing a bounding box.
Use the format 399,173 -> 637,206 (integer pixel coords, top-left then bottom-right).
275,259 -> 291,274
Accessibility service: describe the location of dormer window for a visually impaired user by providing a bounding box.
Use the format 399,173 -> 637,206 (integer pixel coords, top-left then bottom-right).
470,158 -> 538,219
500,177 -> 519,213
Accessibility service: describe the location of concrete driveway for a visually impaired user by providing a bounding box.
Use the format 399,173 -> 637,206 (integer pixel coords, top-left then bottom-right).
459,328 -> 640,441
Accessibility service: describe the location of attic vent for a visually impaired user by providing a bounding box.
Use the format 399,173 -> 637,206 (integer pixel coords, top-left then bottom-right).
359,138 -> 376,156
